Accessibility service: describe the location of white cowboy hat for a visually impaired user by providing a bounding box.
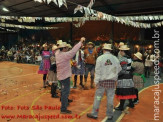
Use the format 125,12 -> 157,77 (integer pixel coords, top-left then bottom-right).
58,42 -> 67,48
67,44 -> 72,49
119,45 -> 130,50
43,43 -> 47,48
134,52 -> 142,60
102,43 -> 112,50
57,40 -> 63,45
52,45 -> 58,51
119,42 -> 124,47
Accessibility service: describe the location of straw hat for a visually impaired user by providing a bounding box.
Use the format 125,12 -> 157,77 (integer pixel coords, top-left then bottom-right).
43,43 -> 47,48
67,44 -> 72,49
119,45 -> 130,50
102,43 -> 112,50
52,45 -> 58,51
119,42 -> 124,47
134,52 -> 142,60
57,40 -> 63,45
58,42 -> 67,48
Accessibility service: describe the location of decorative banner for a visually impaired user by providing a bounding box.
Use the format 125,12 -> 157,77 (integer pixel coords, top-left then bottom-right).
58,0 -> 63,7
74,5 -> 83,14
1,16 -> 162,28
120,15 -> 163,21
1,0 -> 160,28
0,23 -> 61,30
0,26 -> 17,32
84,7 -> 91,17
87,0 -> 95,8
73,17 -> 86,28
52,0 -> 58,5
97,12 -> 103,19
34,0 -> 67,8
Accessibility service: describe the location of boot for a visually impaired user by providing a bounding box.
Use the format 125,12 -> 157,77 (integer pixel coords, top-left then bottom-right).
133,89 -> 139,104
79,75 -> 84,88
127,99 -> 135,108
115,100 -> 125,111
51,83 -> 59,98
73,75 -> 77,89
43,81 -> 46,88
90,77 -> 95,88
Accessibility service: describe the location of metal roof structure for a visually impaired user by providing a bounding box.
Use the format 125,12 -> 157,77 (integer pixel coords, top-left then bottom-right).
0,0 -> 163,17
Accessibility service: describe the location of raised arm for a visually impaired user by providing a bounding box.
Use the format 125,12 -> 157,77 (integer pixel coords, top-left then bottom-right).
64,37 -> 85,60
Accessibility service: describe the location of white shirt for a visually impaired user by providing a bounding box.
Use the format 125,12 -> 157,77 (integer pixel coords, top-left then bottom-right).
94,52 -> 122,85
145,54 -> 154,67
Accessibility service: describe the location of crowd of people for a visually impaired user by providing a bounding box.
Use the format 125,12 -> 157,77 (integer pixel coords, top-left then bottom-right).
0,45 -> 43,64
0,38 -> 162,120
35,37 -> 162,120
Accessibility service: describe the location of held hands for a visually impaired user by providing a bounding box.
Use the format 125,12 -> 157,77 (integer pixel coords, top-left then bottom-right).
80,37 -> 86,43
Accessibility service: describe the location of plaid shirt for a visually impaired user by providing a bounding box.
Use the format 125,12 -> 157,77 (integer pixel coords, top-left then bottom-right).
99,80 -> 115,88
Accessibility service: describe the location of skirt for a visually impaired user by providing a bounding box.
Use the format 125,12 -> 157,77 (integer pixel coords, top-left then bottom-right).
115,88 -> 136,100
38,59 -> 50,74
133,75 -> 144,88
48,71 -> 57,83
116,78 -> 136,100
72,61 -> 85,75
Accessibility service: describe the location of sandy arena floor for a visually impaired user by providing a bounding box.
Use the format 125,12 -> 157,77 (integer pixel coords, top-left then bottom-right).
0,62 -> 162,122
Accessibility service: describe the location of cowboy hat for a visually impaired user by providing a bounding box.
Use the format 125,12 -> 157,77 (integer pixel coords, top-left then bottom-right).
119,42 -> 124,47
58,42 -> 67,48
119,45 -> 130,50
102,43 -> 112,50
52,45 -> 58,51
134,52 -> 142,60
57,40 -> 63,45
87,42 -> 94,46
67,44 -> 72,49
43,43 -> 48,48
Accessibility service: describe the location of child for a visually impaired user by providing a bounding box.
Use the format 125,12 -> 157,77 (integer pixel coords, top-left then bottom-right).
48,45 -> 59,98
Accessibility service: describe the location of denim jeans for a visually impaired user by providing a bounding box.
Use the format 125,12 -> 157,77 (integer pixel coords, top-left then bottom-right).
91,85 -> 115,118
60,77 -> 70,111
145,66 -> 151,77
85,64 -> 95,79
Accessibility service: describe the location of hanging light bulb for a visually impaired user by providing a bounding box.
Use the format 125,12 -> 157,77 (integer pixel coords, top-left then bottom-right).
2,7 -> 9,12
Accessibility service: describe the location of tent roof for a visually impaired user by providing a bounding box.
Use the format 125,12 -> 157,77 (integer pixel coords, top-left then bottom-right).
0,0 -> 163,17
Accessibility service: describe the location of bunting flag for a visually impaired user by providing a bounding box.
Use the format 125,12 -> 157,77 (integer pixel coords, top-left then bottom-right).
73,17 -> 86,28
0,26 -> 17,32
120,15 -> 163,21
87,0 -> 95,8
1,16 -> 162,28
32,0 -> 163,28
47,0 -> 51,4
74,5 -> 83,14
84,7 -> 91,17
58,0 -> 63,7
0,23 -> 61,30
34,0 -> 67,8
62,0 -> 68,8
52,0 -> 58,5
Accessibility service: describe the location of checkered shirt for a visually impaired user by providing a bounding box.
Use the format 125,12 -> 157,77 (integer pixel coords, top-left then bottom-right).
99,80 -> 115,88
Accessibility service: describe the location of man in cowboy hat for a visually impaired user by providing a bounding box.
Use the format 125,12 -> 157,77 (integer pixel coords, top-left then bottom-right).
55,37 -> 85,114
87,43 -> 122,120
84,41 -> 97,89
57,40 -> 63,46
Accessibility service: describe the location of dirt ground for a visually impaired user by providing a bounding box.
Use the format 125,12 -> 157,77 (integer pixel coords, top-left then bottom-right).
0,62 -> 162,122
